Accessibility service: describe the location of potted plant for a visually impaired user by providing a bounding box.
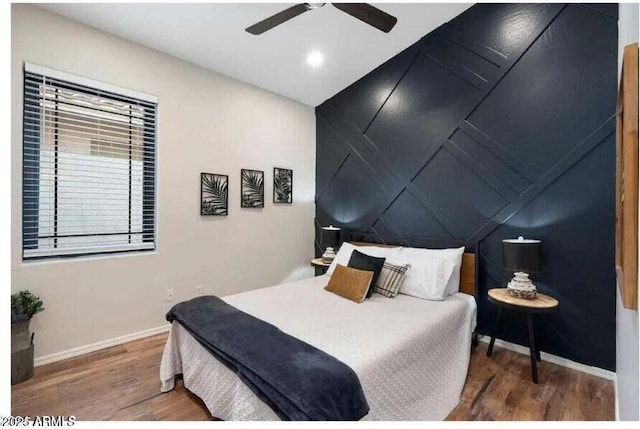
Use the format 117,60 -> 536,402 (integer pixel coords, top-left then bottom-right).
11,290 -> 44,384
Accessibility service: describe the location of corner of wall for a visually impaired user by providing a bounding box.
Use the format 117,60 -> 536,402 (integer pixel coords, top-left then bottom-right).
615,2 -> 640,422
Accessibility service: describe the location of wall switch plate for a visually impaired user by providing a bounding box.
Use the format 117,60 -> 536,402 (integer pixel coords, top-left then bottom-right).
165,289 -> 175,302
195,285 -> 204,296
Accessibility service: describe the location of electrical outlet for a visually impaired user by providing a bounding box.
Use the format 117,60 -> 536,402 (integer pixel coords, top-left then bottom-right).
195,285 -> 204,296
165,288 -> 175,302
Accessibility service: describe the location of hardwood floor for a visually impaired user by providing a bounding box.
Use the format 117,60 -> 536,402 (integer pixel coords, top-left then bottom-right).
448,341 -> 614,420
11,333 -> 614,421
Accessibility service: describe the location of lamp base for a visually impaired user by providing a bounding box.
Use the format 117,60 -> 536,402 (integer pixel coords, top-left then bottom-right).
507,272 -> 537,300
322,247 -> 336,264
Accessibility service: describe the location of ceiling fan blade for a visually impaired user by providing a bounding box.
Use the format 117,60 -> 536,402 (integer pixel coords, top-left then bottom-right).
245,3 -> 310,35
333,3 -> 397,33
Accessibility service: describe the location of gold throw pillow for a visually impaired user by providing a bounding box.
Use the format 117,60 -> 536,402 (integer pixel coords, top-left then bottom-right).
325,264 -> 374,303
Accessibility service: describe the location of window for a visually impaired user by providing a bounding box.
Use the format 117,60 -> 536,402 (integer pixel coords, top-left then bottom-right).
22,65 -> 157,260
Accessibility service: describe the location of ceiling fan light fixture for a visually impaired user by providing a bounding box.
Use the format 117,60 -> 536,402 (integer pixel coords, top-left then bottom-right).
304,3 -> 326,10
306,51 -> 324,67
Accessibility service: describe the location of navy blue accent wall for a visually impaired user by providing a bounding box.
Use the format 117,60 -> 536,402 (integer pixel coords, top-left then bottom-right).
315,3 -> 618,370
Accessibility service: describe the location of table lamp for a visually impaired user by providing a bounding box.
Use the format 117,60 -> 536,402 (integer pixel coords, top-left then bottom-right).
321,225 -> 341,263
503,236 -> 541,299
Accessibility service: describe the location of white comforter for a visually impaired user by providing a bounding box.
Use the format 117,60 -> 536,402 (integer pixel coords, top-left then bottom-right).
160,275 -> 476,421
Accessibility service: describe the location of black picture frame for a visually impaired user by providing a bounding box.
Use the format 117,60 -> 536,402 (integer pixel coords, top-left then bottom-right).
200,173 -> 228,216
273,167 -> 293,204
241,169 -> 264,208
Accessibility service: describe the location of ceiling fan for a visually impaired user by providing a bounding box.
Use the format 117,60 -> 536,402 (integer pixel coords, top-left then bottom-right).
245,3 -> 398,35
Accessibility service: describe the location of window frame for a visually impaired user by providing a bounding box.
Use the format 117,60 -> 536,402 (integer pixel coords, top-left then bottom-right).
22,63 -> 159,261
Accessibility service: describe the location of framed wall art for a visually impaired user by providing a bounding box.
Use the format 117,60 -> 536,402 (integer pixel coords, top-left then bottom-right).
241,169 -> 264,208
200,173 -> 228,216
273,167 -> 293,204
615,43 -> 638,309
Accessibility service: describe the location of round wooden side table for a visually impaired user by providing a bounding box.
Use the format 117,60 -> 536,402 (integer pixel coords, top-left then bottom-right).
310,258 -> 331,276
486,288 -> 559,384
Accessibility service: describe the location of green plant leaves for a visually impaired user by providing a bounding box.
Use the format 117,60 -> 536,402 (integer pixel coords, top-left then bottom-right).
11,290 -> 44,323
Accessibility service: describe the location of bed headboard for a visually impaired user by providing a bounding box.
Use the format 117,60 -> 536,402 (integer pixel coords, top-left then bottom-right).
348,239 -> 477,298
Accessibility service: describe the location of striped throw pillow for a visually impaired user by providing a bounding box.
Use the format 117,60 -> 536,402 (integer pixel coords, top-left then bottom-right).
374,262 -> 411,298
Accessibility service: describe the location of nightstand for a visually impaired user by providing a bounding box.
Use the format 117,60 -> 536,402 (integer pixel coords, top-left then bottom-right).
310,258 -> 331,276
486,288 -> 559,383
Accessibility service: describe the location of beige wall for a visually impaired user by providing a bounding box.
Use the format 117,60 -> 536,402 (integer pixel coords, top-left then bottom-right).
11,4 -> 316,359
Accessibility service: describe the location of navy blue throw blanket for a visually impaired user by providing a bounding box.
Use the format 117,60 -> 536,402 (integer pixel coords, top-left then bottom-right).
165,296 -> 369,421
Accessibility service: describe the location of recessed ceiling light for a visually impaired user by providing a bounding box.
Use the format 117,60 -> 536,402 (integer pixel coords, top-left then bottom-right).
306,51 -> 324,67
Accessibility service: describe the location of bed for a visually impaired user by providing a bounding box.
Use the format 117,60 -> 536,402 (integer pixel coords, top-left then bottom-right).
159,242 -> 477,421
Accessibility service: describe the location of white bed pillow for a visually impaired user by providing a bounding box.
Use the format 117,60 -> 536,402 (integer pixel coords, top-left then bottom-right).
388,246 -> 465,300
437,247 -> 465,296
326,243 -> 401,276
396,257 -> 456,301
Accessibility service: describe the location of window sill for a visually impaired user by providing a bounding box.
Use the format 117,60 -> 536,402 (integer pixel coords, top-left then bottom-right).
20,248 -> 158,266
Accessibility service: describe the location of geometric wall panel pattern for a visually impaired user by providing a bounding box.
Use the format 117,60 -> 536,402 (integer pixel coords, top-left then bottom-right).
315,3 -> 618,370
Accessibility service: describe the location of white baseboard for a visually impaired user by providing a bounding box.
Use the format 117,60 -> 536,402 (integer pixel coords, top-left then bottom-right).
34,324 -> 171,367
478,335 -> 616,381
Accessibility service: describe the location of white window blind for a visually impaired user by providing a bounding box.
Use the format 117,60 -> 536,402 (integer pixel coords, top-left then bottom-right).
22,67 -> 157,260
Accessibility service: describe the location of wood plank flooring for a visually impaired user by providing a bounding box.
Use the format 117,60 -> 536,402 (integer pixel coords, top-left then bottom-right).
448,341 -> 614,420
11,333 -> 614,421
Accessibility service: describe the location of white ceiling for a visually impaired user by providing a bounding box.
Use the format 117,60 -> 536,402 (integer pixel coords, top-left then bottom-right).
37,3 -> 471,106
